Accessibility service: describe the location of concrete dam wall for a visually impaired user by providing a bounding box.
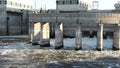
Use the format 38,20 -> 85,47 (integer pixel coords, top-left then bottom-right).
0,10 -> 28,36
29,13 -> 120,50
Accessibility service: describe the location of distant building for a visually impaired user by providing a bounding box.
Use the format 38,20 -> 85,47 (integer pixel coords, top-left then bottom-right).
56,0 -> 92,13
6,0 -> 32,11
114,1 -> 120,10
0,0 -> 32,11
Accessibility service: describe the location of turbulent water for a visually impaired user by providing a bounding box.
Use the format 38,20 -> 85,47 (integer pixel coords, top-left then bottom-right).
0,37 -> 113,50
0,37 -> 119,68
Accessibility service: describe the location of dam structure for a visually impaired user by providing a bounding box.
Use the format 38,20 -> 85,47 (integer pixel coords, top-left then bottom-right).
0,0 -> 32,35
29,0 -> 120,51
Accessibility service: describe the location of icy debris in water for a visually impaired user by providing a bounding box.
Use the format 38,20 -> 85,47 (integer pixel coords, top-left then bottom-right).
72,66 -> 81,68
1,50 -> 13,55
49,60 -> 58,64
116,64 -> 120,66
1,50 -> 27,57
107,63 -> 119,68
48,61 -> 63,66
107,66 -> 112,68
79,59 -> 84,61
112,55 -> 120,57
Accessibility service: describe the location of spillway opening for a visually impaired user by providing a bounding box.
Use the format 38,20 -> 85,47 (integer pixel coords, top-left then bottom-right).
50,31 -> 114,50
103,32 -> 113,50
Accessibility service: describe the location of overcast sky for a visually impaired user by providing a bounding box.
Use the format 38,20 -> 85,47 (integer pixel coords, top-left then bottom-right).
32,0 -> 120,10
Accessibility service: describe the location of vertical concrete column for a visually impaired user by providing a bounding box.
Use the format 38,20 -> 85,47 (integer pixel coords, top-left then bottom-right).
75,23 -> 82,50
113,24 -> 120,50
40,23 -> 50,47
97,23 -> 103,51
50,22 -> 55,38
55,23 -> 63,49
40,23 -> 43,45
29,22 -> 34,43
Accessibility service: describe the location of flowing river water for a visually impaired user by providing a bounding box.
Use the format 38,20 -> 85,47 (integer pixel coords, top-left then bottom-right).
0,37 -> 119,68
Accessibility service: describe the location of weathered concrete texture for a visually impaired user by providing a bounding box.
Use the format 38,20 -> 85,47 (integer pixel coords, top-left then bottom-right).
40,23 -> 50,47
29,22 -> 33,43
113,24 -> 120,50
7,11 -> 29,35
97,23 -> 103,51
55,23 -> 63,49
57,4 -> 89,12
7,12 -> 22,35
0,4 -> 29,36
29,13 -> 118,38
75,23 -> 82,50
63,23 -> 76,38
0,5 -> 7,35
29,13 -> 119,24
50,23 -> 55,38
21,10 -> 29,34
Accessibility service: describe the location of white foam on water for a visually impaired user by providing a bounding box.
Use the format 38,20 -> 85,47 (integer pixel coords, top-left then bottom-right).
1,50 -> 13,55
0,43 -> 40,49
0,37 -> 113,50
49,60 -> 59,64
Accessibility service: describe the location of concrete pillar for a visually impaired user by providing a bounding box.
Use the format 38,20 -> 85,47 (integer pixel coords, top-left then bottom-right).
22,10 -> 29,34
55,23 -> 63,49
29,22 -> 34,43
97,23 -> 103,51
0,4 -> 7,35
40,23 -> 50,47
113,24 -> 120,50
75,23 -> 82,50
50,23 -> 55,38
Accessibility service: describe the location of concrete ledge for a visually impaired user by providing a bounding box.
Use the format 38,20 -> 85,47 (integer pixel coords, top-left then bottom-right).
55,44 -> 64,49
112,45 -> 120,50
40,43 -> 51,47
75,47 -> 82,51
